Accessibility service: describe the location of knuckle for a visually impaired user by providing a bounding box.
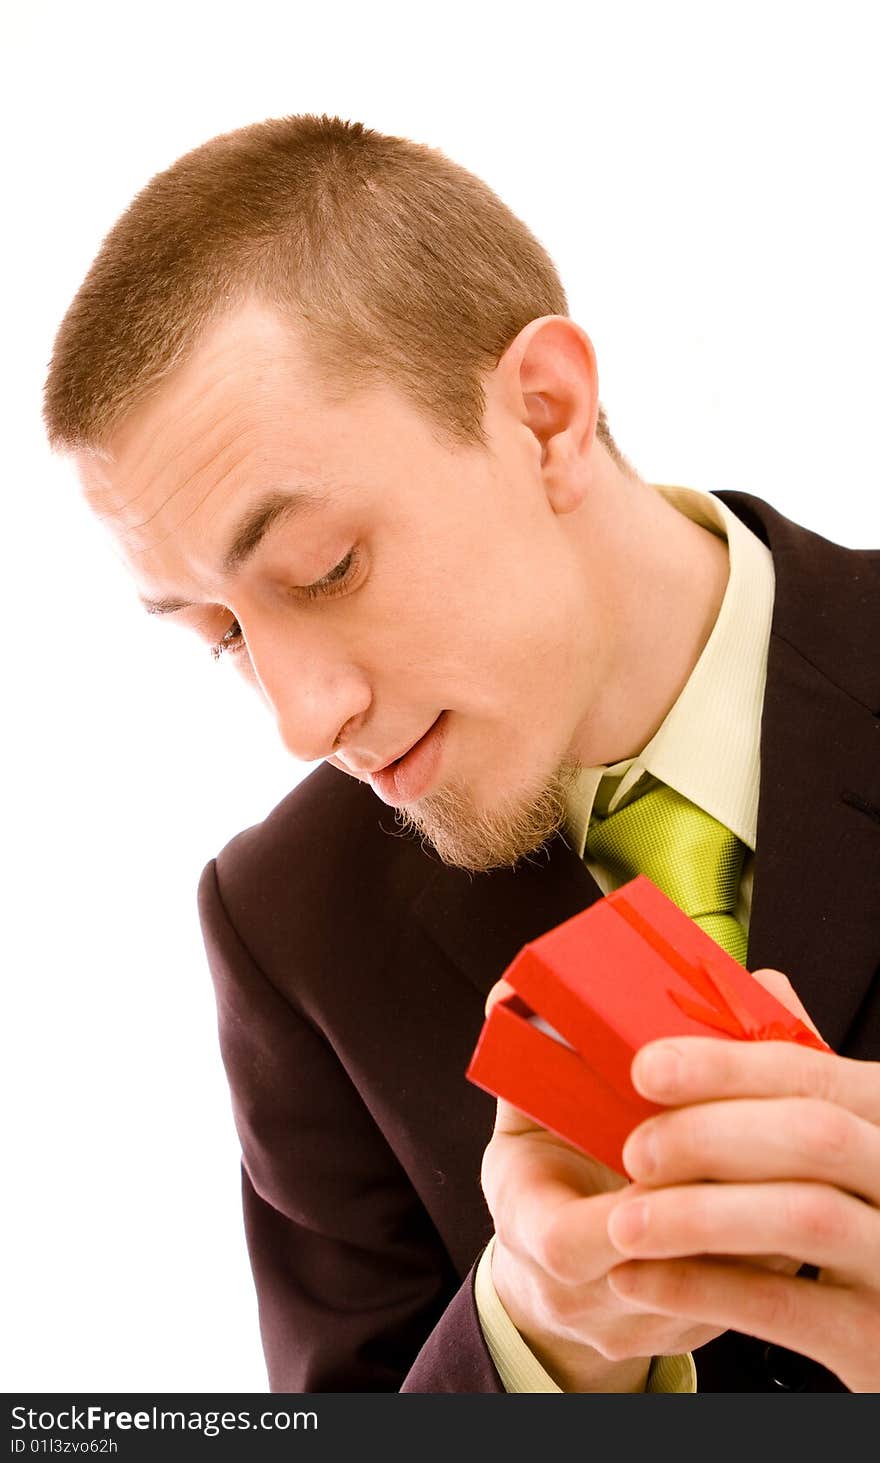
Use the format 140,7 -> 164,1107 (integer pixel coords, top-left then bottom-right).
594,1330 -> 633,1363
533,1209 -> 579,1283
484,1179 -> 521,1255
786,1187 -> 849,1248
549,1281 -> 589,1332
491,1206 -> 517,1253
798,1050 -> 836,1104
479,1144 -> 500,1210
703,1040 -> 739,1090
659,1107 -> 705,1168
480,1152 -> 522,1253
594,1316 -> 675,1363
791,1100 -> 853,1166
757,1272 -> 803,1334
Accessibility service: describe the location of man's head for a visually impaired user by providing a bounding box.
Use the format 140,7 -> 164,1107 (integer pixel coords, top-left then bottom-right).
44,113 -> 628,464
45,114 -> 661,872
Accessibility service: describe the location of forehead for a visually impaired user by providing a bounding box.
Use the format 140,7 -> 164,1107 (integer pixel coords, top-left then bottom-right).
72,301 -> 402,600
78,303 -> 325,535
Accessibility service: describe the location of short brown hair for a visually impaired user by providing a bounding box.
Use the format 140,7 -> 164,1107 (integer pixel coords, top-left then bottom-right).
44,113 -> 626,465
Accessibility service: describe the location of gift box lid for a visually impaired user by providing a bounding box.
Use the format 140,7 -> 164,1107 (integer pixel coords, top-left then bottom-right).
500,874 -> 827,1105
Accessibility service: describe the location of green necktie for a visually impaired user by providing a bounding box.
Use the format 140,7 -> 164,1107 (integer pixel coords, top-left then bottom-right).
585,778 -> 749,965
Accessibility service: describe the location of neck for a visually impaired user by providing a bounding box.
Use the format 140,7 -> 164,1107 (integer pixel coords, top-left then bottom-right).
571,469 -> 730,765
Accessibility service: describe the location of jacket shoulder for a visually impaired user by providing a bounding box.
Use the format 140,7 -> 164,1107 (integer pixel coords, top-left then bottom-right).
715,491 -> 880,712
199,762 -> 438,980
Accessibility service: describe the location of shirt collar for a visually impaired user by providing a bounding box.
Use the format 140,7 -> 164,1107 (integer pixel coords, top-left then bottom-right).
563,484 -> 775,857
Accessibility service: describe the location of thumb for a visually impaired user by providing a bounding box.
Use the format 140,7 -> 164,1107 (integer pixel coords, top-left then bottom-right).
479,981 -> 545,1136
484,978 -> 516,1018
750,966 -> 825,1040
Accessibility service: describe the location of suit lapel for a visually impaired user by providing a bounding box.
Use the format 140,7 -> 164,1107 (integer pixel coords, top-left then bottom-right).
745,629 -> 880,1049
413,829 -> 603,1004
414,492 -> 879,1055
718,492 -> 880,1053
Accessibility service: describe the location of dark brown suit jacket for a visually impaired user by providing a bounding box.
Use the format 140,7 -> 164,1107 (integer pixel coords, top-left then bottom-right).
197,492 -> 879,1393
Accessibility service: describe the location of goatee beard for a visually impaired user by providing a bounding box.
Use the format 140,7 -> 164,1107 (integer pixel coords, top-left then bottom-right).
393,756 -> 581,873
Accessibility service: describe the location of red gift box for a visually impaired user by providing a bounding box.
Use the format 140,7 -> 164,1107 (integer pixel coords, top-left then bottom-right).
466,873 -> 828,1176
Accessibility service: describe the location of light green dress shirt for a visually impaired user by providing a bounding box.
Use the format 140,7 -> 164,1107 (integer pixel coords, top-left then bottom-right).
473,482 -> 776,1393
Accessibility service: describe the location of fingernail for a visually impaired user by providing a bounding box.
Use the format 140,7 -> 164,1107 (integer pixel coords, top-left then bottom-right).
609,1199 -> 649,1246
622,1124 -> 657,1177
633,1043 -> 682,1096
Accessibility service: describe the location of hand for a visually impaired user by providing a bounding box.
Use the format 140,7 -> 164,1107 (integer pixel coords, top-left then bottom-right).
479,981 -> 728,1392
604,969 -> 880,1393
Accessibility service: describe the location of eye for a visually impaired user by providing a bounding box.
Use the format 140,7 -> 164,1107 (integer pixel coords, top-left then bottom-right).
209,547 -> 360,661
210,619 -> 244,663
300,547 -> 358,601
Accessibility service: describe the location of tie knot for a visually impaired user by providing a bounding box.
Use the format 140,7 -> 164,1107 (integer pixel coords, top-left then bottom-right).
586,782 -> 749,963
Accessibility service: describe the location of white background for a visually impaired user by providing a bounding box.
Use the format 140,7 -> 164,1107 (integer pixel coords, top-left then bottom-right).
4,0 -> 878,1392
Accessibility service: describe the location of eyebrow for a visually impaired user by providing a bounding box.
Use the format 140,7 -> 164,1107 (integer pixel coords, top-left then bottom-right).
139,488 -> 324,615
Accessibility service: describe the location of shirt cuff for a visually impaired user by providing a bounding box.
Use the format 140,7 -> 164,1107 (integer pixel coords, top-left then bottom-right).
474,1236 -> 696,1393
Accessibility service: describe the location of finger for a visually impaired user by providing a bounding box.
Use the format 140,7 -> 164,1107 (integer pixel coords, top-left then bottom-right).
491,1092 -> 553,1141
606,1180 -> 879,1287
481,1133 -> 641,1284
489,1094 -> 628,1198
749,967 -> 825,1039
621,1096 -> 880,1205
484,978 -> 515,1018
630,1035 -> 880,1125
606,1258 -> 878,1392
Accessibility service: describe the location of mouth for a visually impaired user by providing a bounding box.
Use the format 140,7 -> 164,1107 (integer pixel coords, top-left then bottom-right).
372,737 -> 422,774
369,712 -> 449,806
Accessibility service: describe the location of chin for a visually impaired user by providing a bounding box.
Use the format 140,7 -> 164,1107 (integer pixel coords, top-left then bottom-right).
392,755 -> 581,873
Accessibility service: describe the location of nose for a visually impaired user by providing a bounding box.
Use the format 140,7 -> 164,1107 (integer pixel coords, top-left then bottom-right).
244,614 -> 372,764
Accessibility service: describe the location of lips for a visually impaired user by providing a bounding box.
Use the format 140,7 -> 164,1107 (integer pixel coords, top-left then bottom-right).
367,715 -> 440,773
368,712 -> 448,806
374,737 -> 422,774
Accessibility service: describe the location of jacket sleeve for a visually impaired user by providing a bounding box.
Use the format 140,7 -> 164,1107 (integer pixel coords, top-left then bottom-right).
197,856 -> 505,1394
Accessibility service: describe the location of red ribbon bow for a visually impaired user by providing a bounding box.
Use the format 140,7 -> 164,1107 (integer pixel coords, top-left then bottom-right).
613,889 -> 829,1051
668,954 -> 828,1049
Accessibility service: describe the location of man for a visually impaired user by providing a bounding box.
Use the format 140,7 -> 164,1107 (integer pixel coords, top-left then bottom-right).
44,113 -> 880,1394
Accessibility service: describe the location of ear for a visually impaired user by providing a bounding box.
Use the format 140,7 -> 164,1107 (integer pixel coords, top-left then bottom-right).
495,315 -> 600,514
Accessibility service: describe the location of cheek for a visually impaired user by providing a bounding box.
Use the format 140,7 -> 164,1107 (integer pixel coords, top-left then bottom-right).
359,520 -> 583,703
440,595 -> 579,715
